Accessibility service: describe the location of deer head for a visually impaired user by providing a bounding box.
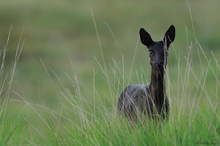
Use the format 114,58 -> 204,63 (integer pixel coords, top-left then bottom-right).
139,25 -> 175,69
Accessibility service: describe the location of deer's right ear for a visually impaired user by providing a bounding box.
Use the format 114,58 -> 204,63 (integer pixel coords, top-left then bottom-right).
139,28 -> 153,48
163,25 -> 175,47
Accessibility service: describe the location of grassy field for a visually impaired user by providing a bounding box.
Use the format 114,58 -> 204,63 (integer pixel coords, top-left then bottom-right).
0,0 -> 220,145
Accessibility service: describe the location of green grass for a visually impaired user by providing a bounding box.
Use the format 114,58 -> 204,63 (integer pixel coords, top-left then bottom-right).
1,30 -> 220,145
0,0 -> 220,145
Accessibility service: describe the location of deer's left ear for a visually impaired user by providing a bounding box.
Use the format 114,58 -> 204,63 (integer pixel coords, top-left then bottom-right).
163,25 -> 175,47
139,28 -> 153,48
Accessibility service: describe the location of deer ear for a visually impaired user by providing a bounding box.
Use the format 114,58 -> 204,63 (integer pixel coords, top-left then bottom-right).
139,28 -> 153,47
163,25 -> 175,47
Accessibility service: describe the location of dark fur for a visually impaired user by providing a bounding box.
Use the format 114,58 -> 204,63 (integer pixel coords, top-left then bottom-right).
117,25 -> 175,122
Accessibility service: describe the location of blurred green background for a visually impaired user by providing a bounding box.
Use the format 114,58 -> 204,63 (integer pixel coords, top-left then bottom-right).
0,0 -> 220,105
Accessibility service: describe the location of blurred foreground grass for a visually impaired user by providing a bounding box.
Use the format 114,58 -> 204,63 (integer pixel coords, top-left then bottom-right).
0,0 -> 220,145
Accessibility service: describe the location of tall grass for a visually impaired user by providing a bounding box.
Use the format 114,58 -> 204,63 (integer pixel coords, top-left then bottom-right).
0,27 -> 26,145
0,10 -> 220,146
34,30 -> 220,145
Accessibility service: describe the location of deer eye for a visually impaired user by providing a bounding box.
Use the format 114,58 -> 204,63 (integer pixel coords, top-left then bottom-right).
149,50 -> 153,57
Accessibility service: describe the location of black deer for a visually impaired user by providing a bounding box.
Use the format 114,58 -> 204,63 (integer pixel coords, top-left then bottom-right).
117,25 -> 175,122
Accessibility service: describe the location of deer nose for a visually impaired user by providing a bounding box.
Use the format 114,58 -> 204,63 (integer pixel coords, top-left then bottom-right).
155,61 -> 163,66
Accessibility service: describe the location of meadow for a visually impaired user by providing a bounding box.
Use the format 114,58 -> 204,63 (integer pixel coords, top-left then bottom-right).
0,0 -> 220,145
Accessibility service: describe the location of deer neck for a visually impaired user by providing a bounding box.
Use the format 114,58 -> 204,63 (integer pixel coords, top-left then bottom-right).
149,66 -> 165,107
